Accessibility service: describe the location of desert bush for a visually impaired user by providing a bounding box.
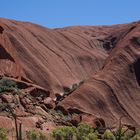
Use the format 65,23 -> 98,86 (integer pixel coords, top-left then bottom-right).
63,80 -> 84,96
87,132 -> 98,140
51,114 -> 140,140
76,123 -> 95,140
26,130 -> 38,140
52,126 -> 76,140
129,129 -> 140,140
26,129 -> 47,140
102,130 -> 115,140
78,80 -> 85,86
63,86 -> 72,94
52,128 -> 64,140
52,123 -> 99,140
0,78 -> 17,93
130,135 -> 140,140
51,123 -> 140,140
39,132 -> 48,140
0,127 -> 8,140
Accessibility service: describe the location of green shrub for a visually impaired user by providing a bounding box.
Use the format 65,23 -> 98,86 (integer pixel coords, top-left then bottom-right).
51,122 -> 140,140
39,132 -> 48,140
26,129 -> 47,140
129,129 -> 140,140
52,126 -> 76,140
87,133 -> 98,140
52,128 -> 64,140
76,123 -> 94,140
78,80 -> 84,86
0,127 -> 8,140
26,130 -> 38,140
135,128 -> 140,136
0,78 -> 17,93
63,86 -> 71,94
102,130 -> 115,140
130,135 -> 140,140
52,123 -> 99,140
63,81 -> 84,95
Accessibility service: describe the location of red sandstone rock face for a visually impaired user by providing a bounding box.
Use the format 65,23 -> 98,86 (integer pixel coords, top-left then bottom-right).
0,18 -> 140,128
0,18 -> 113,93
58,22 -> 140,127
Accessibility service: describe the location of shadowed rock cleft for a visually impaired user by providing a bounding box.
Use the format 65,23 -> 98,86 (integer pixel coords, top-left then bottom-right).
0,44 -> 15,62
0,26 -> 4,34
134,58 -> 140,86
131,36 -> 140,46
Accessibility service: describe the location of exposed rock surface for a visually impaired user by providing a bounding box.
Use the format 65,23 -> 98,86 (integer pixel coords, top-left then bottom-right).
0,18 -> 140,130
58,22 -> 140,127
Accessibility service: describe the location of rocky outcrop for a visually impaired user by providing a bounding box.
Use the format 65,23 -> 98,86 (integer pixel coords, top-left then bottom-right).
58,22 -> 140,127
0,18 -> 140,129
0,18 -> 113,93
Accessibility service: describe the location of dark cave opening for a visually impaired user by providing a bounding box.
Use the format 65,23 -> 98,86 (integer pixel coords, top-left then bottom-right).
134,59 -> 140,86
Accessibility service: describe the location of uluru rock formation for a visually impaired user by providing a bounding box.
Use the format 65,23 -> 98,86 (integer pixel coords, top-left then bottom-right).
0,18 -> 140,133
58,23 -> 140,127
